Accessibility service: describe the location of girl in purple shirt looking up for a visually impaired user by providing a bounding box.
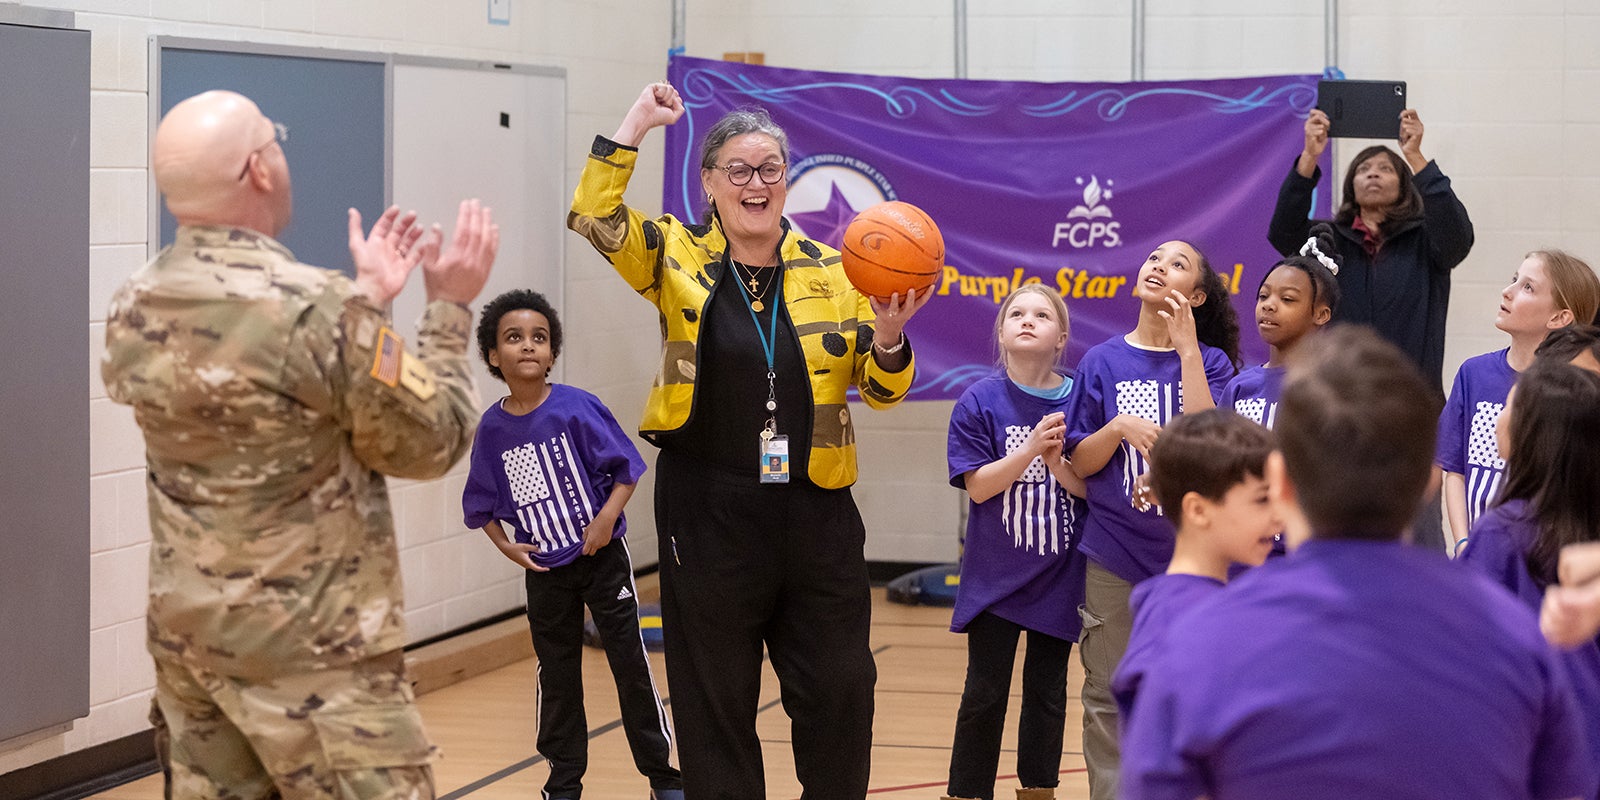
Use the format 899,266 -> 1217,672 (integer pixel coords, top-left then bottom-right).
1438,249 -> 1600,554
944,285 -> 1087,800
1062,239 -> 1239,800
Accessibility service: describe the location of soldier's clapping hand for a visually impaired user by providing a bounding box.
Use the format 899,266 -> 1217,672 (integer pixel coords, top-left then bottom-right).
350,206 -> 430,306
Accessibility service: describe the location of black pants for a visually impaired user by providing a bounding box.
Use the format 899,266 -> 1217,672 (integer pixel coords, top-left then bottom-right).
946,612 -> 1073,799
524,539 -> 680,799
655,449 -> 876,800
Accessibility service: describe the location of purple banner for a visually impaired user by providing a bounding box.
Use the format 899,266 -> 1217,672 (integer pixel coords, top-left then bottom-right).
665,55 -> 1330,401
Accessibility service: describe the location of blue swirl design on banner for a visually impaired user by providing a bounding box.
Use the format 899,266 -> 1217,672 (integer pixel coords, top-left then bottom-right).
676,67 -> 1004,212
672,64 -> 1316,216
1021,83 -> 1317,120
846,364 -> 998,402
678,67 -> 1000,118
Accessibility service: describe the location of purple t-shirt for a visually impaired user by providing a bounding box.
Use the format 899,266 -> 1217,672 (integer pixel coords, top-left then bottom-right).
1436,349 -> 1516,529
1459,499 -> 1600,778
1064,336 -> 1235,583
1111,572 -> 1224,719
1221,364 -> 1289,562
1121,538 -> 1597,800
948,372 -> 1087,642
1219,364 -> 1285,429
463,385 -> 647,569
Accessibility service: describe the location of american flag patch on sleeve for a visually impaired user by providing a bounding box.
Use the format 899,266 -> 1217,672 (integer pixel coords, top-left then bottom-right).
370,326 -> 404,387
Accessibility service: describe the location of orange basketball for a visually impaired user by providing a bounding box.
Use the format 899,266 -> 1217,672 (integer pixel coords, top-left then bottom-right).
840,201 -> 944,303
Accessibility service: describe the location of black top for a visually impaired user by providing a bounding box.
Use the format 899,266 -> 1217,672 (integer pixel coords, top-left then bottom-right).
654,262 -> 814,484
1267,158 -> 1474,396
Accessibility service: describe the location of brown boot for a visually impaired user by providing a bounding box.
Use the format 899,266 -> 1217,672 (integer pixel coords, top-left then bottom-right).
940,796 -> 981,800
1015,788 -> 1056,800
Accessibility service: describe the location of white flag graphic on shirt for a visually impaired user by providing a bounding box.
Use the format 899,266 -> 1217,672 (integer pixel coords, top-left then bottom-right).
1000,423 -> 1074,556
502,432 -> 596,553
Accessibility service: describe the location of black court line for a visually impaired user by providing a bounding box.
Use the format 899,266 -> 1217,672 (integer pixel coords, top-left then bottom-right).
440,644 -> 892,798
437,699 -> 673,800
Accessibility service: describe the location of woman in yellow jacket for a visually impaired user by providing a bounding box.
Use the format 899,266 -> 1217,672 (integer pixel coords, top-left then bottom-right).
569,82 -> 932,799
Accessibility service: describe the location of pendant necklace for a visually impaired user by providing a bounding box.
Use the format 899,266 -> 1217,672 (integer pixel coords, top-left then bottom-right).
730,258 -> 776,312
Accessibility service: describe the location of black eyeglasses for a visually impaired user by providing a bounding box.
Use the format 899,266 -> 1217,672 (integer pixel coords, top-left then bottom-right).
714,161 -> 786,186
237,121 -> 290,180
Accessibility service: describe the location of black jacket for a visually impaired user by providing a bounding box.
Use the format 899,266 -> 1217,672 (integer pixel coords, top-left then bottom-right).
1267,159 -> 1474,394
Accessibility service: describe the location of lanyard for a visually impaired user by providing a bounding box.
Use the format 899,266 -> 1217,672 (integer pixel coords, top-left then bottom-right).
732,263 -> 783,421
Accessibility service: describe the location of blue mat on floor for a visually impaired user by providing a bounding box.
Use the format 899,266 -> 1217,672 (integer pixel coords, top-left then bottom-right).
886,563 -> 960,607
583,603 -> 665,651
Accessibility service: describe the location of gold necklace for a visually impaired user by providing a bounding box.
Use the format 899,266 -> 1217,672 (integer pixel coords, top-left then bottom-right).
731,259 -> 777,312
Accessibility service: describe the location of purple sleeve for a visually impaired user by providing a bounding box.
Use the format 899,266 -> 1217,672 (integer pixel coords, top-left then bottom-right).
462,418 -> 500,529
1064,350 -> 1106,452
1218,371 -> 1245,410
1201,345 -> 1235,405
581,394 -> 647,485
1120,665 -> 1210,800
1458,512 -> 1545,608
1435,367 -> 1468,473
1530,647 -> 1600,799
947,388 -> 995,489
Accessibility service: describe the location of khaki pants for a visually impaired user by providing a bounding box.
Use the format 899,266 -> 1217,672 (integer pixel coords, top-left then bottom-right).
1078,560 -> 1133,800
153,650 -> 436,800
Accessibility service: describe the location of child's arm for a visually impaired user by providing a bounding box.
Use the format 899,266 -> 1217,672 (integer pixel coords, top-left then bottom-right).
963,412 -> 1066,503
483,520 -> 547,572
1044,446 -> 1089,498
1442,470 -> 1469,551
582,481 -> 637,555
1159,288 -> 1217,413
1070,414 -> 1160,478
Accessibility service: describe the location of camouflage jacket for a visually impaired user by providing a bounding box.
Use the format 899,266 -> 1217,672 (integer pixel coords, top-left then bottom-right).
102,226 -> 478,678
567,136 -> 914,489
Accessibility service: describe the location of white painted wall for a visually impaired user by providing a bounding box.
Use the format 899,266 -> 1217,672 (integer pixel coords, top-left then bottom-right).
4,0 -> 671,776
7,0 -> 1599,778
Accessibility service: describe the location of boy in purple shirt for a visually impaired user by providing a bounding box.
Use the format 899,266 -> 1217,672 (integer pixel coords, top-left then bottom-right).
462,290 -> 682,800
1121,327 -> 1596,800
1111,409 -> 1279,721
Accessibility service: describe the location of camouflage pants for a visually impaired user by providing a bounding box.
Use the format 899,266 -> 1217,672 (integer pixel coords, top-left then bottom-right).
152,650 -> 436,800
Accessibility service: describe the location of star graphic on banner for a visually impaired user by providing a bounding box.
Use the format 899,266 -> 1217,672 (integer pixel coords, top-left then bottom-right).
789,181 -> 860,250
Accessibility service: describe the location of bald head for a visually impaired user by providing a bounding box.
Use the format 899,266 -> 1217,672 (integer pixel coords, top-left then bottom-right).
153,90 -> 291,235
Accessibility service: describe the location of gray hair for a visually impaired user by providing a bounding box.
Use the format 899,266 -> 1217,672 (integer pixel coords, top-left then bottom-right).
699,107 -> 790,170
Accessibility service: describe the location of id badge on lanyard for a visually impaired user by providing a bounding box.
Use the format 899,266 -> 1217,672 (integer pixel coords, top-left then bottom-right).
736,261 -> 790,484
759,424 -> 789,484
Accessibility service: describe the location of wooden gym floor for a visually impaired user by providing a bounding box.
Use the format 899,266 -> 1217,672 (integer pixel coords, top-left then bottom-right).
91,578 -> 1091,800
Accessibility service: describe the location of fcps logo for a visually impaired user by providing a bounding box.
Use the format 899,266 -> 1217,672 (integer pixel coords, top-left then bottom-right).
1052,175 -> 1122,250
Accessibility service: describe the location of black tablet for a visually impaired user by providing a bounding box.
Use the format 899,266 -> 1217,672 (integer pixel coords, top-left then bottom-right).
1316,79 -> 1407,139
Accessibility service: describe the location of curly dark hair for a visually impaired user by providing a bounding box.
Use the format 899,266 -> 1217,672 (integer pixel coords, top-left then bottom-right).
1176,240 -> 1242,370
476,289 -> 562,381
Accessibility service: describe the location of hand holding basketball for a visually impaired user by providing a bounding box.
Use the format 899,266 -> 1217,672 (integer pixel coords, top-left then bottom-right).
842,201 -> 944,304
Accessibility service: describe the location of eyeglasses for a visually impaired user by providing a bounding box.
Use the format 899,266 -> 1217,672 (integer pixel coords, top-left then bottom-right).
237,120 -> 290,180
714,161 -> 786,186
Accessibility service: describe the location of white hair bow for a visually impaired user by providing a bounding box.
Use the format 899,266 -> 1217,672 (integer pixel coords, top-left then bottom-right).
1299,237 -> 1340,275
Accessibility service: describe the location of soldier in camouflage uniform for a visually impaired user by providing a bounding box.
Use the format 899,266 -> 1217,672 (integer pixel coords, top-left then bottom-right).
102,90 -> 499,799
